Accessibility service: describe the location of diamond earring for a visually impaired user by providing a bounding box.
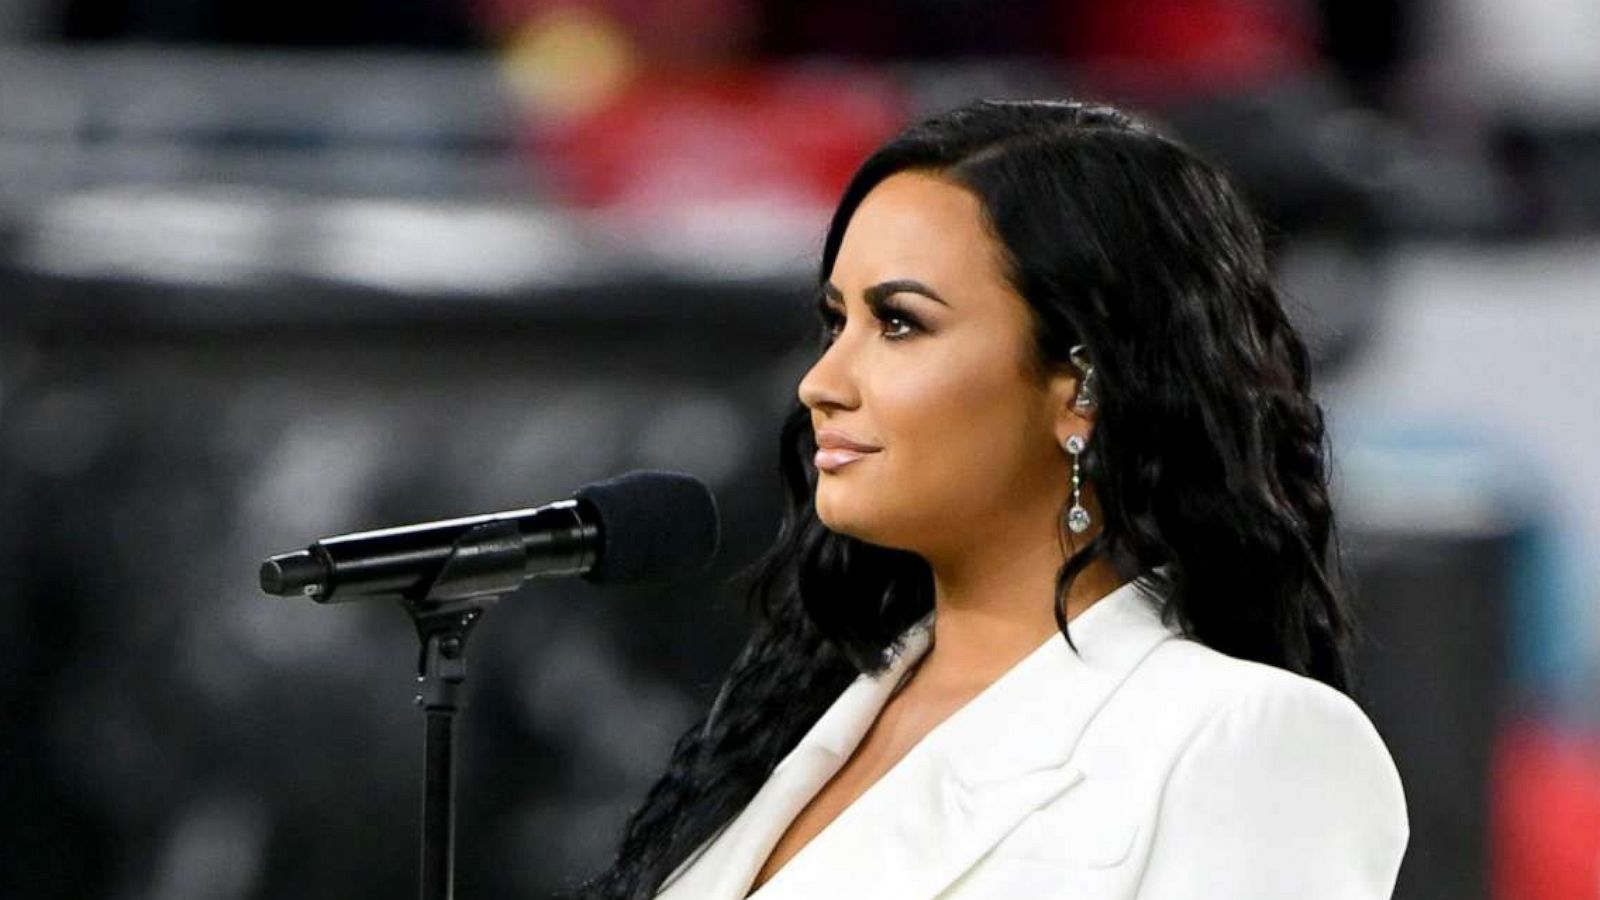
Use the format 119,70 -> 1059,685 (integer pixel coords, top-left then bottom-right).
1063,433 -> 1091,534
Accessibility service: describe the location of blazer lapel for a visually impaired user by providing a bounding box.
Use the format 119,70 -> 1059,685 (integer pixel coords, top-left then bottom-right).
659,573 -> 1179,900
781,575 -> 1179,899
889,575 -> 1179,897
654,624 -> 935,900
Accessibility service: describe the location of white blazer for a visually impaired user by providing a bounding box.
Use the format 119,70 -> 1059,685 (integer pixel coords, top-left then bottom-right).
655,576 -> 1410,899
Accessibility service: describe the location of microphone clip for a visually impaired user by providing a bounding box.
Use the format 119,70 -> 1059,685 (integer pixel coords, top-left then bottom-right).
401,518 -> 524,709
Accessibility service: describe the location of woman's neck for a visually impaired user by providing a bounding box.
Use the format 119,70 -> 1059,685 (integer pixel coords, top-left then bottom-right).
913,539 -> 1123,694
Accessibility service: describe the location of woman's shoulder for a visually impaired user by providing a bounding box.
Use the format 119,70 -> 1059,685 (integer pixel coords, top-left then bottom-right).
1114,635 -> 1407,824
1058,632 -> 1410,893
1079,632 -> 1404,792
1131,633 -> 1380,733
1093,574 -> 1381,740
1107,637 -> 1411,893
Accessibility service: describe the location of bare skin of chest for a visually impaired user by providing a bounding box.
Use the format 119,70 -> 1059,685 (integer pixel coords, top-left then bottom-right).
745,681 -> 978,895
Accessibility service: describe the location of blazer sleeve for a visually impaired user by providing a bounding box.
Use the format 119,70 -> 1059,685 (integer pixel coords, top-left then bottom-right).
1136,674 -> 1410,899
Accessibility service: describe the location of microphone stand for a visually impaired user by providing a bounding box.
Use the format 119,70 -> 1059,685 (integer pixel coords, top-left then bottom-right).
398,519 -> 529,900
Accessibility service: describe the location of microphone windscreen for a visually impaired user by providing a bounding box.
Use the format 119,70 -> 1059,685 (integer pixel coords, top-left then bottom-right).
573,470 -> 721,584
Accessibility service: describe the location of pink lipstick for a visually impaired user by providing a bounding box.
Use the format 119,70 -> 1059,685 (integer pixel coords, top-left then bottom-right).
814,429 -> 881,473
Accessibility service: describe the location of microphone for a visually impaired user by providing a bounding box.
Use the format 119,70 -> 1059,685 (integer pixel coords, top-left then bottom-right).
259,470 -> 720,602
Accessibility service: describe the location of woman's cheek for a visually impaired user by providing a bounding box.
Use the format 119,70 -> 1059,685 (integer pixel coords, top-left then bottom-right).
888,368 -> 1007,477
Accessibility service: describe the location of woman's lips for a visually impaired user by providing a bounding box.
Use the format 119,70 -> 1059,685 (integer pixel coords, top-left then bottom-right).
814,448 -> 874,472
813,429 -> 881,472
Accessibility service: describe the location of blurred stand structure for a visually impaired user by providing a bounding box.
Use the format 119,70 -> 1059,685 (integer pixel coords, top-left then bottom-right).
2,1 -> 1599,898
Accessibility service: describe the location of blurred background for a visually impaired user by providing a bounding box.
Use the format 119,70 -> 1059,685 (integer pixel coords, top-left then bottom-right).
1,1 -> 1597,898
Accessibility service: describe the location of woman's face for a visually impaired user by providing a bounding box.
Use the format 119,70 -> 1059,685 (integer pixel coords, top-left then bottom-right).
799,170 -> 1088,559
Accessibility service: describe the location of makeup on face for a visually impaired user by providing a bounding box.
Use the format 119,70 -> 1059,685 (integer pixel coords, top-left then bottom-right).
798,171 -> 1064,553
814,428 -> 881,473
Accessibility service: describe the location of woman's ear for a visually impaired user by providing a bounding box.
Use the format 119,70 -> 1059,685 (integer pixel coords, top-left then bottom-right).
1048,364 -> 1096,447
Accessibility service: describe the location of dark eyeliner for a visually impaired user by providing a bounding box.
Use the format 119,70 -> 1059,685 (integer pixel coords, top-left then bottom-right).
816,298 -> 844,337
815,295 -> 925,340
870,298 -> 924,338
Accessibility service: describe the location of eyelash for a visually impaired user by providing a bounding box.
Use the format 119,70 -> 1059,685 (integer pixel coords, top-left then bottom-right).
818,302 -> 923,342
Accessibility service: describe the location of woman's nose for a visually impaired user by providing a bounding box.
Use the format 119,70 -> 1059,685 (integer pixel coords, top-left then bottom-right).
797,340 -> 858,412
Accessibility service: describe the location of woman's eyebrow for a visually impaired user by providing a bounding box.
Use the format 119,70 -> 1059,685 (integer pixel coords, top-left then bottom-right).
821,279 -> 950,307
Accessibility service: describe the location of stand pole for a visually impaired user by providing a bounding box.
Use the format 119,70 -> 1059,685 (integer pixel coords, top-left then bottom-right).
418,630 -> 468,900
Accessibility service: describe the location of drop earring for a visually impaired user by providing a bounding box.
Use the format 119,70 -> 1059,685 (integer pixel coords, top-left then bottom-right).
1063,433 -> 1091,534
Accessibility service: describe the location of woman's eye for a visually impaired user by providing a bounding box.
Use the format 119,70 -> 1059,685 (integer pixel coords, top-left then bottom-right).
817,305 -> 922,341
875,302 -> 923,339
881,315 -> 914,339
821,311 -> 844,338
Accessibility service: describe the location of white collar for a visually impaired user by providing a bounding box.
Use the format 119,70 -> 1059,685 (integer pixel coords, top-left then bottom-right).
789,572 -> 1179,787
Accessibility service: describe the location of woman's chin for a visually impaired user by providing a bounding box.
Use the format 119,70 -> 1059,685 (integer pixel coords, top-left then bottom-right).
815,498 -> 912,550
815,494 -> 873,541
813,505 -> 853,537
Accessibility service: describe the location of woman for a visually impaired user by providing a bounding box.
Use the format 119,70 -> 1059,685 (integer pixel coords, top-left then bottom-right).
581,98 -> 1409,899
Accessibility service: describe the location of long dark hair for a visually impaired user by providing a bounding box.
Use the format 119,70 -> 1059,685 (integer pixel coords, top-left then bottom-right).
577,98 -> 1355,899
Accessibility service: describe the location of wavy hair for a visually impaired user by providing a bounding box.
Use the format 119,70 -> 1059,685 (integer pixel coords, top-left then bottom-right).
576,98 -> 1355,899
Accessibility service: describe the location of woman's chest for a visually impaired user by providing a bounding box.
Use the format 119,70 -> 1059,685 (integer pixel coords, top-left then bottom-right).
750,686 -> 977,891
747,746 -> 1151,900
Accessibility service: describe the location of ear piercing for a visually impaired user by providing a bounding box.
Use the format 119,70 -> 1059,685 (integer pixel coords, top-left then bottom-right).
1069,344 -> 1096,410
